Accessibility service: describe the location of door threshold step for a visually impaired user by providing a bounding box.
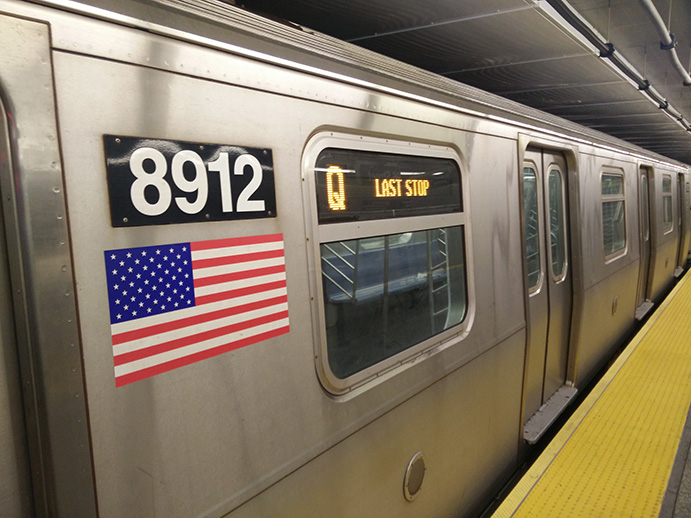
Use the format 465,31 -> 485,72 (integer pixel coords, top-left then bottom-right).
636,300 -> 654,321
675,267 -> 685,278
523,385 -> 578,444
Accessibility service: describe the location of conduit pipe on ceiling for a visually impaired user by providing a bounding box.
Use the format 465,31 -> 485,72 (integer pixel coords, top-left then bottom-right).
638,0 -> 691,86
546,0 -> 691,132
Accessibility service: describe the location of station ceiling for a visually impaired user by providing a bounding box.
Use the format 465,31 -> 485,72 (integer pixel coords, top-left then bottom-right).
238,0 -> 691,165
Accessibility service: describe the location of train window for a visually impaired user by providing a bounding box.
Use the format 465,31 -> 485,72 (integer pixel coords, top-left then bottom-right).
522,167 -> 541,291
662,175 -> 673,233
321,227 -> 467,379
305,135 -> 469,394
640,175 -> 650,242
601,173 -> 626,258
547,169 -> 567,280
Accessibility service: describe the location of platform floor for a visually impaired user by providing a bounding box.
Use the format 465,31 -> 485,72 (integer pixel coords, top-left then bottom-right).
493,273 -> 691,518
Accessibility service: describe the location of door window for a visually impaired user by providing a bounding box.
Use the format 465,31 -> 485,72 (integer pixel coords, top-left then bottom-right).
662,175 -> 673,233
523,167 -> 541,292
547,169 -> 567,280
601,173 -> 626,259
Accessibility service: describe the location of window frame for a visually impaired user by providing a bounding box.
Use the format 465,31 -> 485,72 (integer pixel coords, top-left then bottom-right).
303,132 -> 472,396
600,170 -> 628,262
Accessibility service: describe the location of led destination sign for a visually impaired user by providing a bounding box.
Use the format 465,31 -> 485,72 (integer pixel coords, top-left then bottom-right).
315,148 -> 462,223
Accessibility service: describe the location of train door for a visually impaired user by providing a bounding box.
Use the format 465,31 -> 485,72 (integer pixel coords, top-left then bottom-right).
522,148 -> 573,443
0,13 -> 97,515
636,167 -> 653,319
687,177 -> 691,261
0,96 -> 32,517
675,174 -> 690,276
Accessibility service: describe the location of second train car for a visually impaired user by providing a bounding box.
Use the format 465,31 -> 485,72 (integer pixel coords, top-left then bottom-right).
1,0 -> 690,516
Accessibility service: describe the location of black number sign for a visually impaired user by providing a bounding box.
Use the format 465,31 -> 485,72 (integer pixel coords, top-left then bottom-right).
104,135 -> 277,227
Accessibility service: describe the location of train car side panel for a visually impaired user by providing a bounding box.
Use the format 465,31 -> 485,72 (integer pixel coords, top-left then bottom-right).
51,30 -> 525,515
229,333 -> 525,518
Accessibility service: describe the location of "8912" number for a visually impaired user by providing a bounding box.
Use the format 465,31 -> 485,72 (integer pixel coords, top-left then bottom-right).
104,135 -> 277,227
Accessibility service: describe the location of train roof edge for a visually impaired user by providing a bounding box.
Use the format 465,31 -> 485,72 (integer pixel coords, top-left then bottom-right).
31,0 -> 691,168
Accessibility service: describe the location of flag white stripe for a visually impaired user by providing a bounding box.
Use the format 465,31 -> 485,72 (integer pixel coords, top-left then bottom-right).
193,272 -> 287,298
114,317 -> 290,377
113,301 -> 289,356
191,256 -> 285,279
191,240 -> 284,260
111,286 -> 288,335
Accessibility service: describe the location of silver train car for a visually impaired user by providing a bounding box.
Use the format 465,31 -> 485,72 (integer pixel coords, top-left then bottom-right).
1,0 -> 690,516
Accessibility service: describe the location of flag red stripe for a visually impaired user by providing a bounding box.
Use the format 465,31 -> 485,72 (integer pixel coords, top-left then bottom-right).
114,322 -> 290,383
194,279 -> 286,306
113,310 -> 288,366
193,264 -> 285,288
190,233 -> 284,251
192,248 -> 284,270
111,293 -> 288,346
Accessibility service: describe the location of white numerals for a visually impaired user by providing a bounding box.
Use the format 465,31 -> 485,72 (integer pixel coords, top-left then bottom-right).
208,152 -> 233,212
130,148 -> 172,216
172,150 -> 208,214
234,154 -> 265,212
128,147 -> 266,216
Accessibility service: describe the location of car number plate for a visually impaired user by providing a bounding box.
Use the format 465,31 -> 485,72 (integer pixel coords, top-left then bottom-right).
104,135 -> 277,227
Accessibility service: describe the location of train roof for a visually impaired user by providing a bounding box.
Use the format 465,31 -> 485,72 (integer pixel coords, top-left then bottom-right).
49,0 -> 691,169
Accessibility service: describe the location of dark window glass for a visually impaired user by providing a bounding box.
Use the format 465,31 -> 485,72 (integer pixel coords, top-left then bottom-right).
602,173 -> 626,256
548,170 -> 567,278
522,168 -> 541,290
321,227 -> 467,379
663,175 -> 673,231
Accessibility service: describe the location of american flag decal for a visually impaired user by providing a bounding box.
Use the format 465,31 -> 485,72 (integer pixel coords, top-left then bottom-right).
104,234 -> 289,387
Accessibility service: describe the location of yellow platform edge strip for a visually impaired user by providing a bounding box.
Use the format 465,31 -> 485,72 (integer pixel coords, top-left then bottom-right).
493,273 -> 691,518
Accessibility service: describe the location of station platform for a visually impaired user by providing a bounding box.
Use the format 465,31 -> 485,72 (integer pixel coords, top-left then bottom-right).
492,273 -> 691,518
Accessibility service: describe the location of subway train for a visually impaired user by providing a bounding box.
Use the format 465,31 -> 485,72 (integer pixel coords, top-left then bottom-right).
1,0 -> 690,516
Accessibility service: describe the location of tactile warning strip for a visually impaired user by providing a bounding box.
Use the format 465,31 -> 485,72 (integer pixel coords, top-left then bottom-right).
494,274 -> 691,517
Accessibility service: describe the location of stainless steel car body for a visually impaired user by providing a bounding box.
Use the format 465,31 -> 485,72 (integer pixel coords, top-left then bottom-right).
0,0 -> 688,516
